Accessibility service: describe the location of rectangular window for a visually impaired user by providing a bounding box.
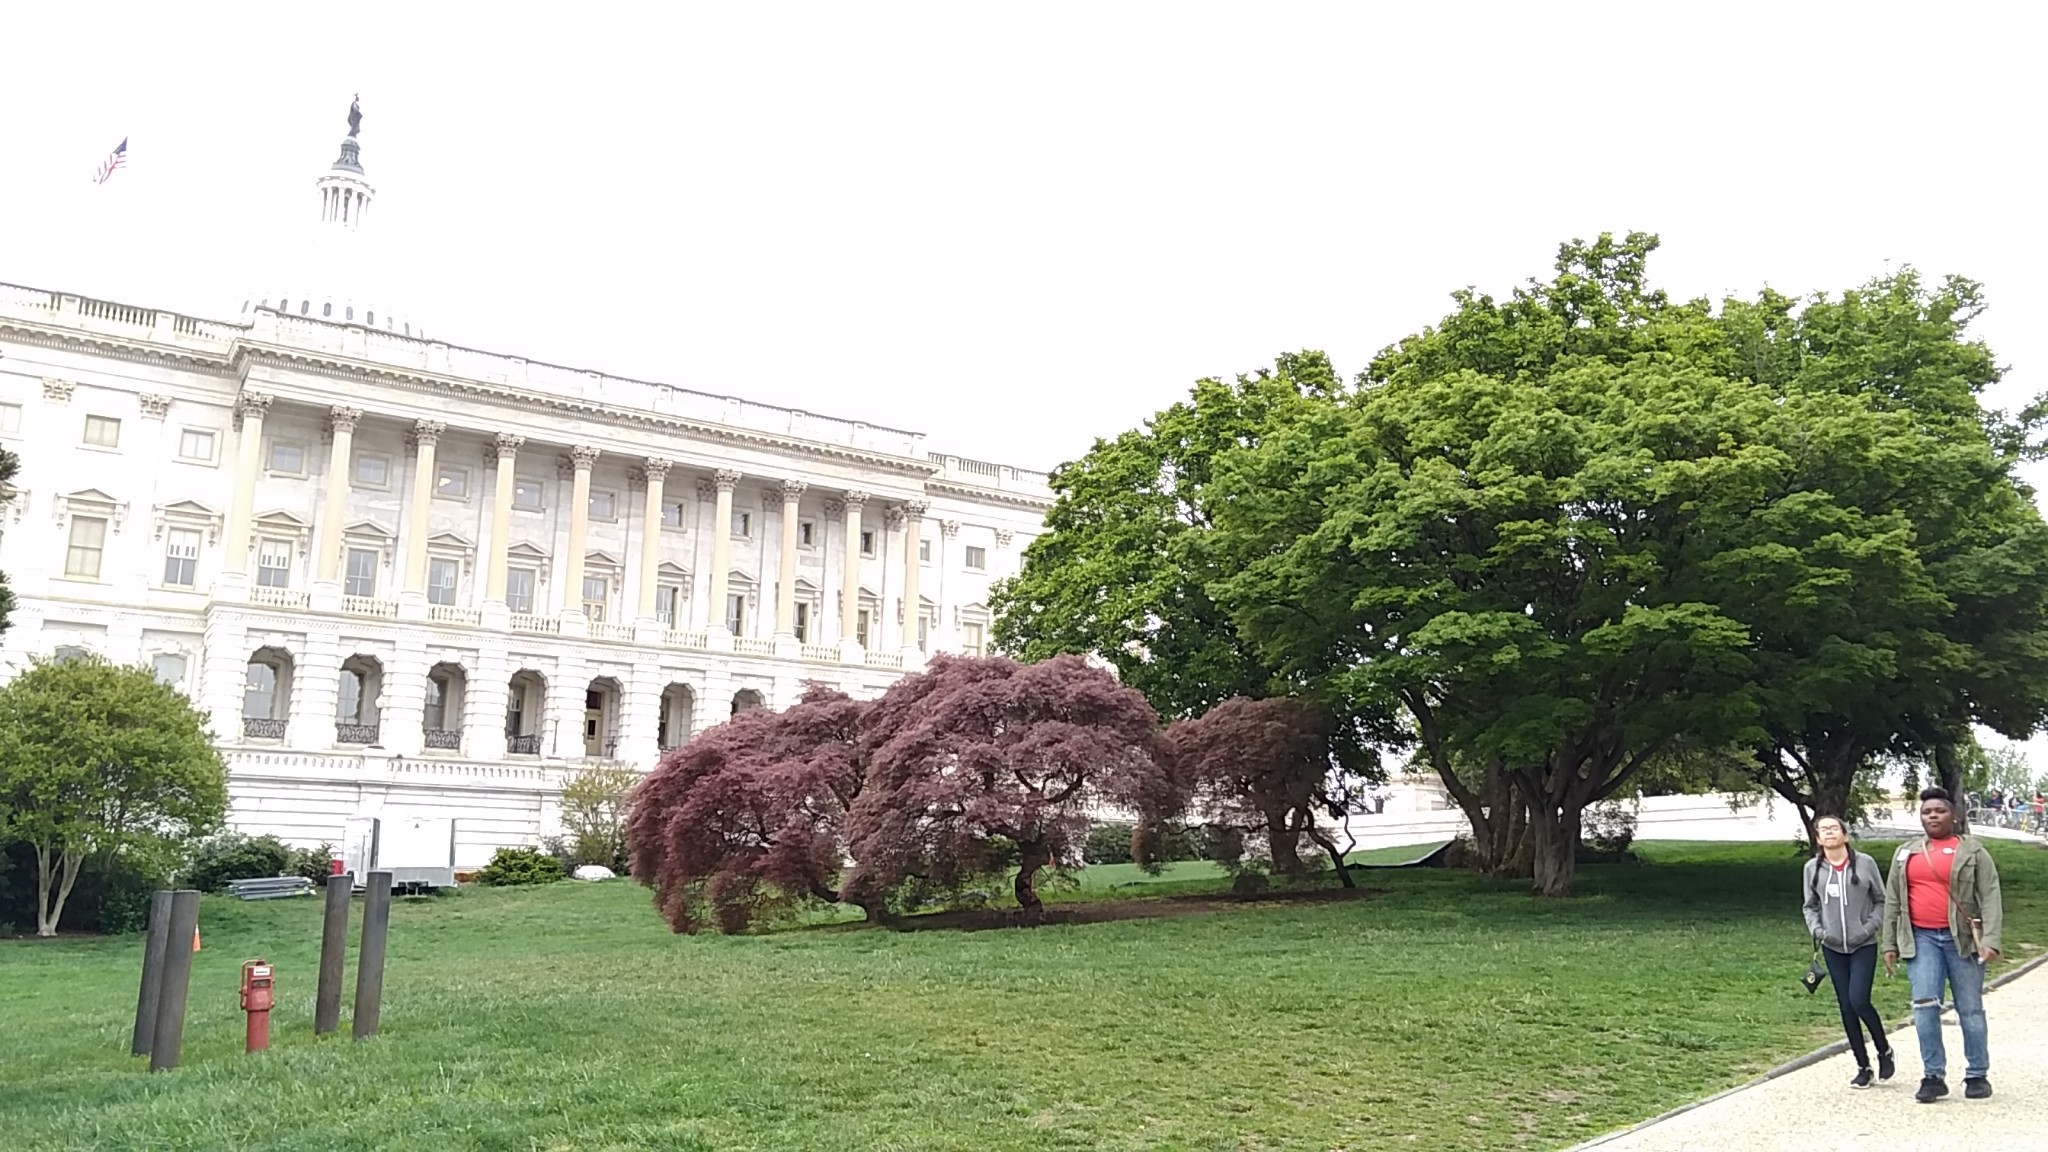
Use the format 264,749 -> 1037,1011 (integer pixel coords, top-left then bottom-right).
919,538 -> 932,563
726,594 -> 745,634
918,614 -> 930,653
798,519 -> 816,548
178,428 -> 217,462
162,528 -> 200,588
268,441 -> 306,474
964,545 -> 988,571
353,453 -> 391,488
424,679 -> 447,731
589,490 -> 618,521
731,510 -> 752,538
435,466 -> 468,501
506,567 -> 537,615
257,538 -> 293,588
513,477 -> 544,510
344,548 -> 378,597
856,608 -> 872,648
428,557 -> 460,606
794,602 -> 810,643
153,653 -> 188,688
859,529 -> 875,558
660,500 -> 684,529
0,403 -> 20,434
582,576 -> 608,622
65,517 -> 106,578
961,622 -> 986,658
83,415 -> 121,448
655,585 -> 680,627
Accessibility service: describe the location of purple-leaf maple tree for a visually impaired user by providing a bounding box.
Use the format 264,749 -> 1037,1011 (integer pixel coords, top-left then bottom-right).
625,684 -> 872,933
845,653 -> 1170,913
1159,695 -> 1359,886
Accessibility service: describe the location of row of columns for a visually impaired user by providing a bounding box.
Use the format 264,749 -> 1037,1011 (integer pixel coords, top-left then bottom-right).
218,393 -> 931,652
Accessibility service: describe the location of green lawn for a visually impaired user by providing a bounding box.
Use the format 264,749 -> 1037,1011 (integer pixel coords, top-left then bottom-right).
3,840 -> 2042,1151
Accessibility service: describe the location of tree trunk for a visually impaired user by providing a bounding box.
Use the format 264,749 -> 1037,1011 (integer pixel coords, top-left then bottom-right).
1304,827 -> 1355,888
1265,811 -> 1306,875
1014,840 -> 1052,914
34,844 -> 84,938
1500,799 -> 1534,879
1934,741 -> 1967,834
1526,800 -> 1582,898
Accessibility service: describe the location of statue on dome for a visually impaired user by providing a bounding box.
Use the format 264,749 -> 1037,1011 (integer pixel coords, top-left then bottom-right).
347,95 -> 362,138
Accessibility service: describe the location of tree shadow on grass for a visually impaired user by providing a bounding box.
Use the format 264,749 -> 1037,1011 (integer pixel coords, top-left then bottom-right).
868,885 -> 1390,933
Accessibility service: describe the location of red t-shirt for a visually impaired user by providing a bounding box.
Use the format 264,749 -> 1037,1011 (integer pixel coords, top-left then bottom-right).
1906,837 -> 1961,930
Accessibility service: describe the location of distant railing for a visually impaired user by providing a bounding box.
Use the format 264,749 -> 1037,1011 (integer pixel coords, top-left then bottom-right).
590,621 -> 637,643
664,630 -> 708,651
428,604 -> 481,627
864,651 -> 904,669
242,716 -> 287,740
335,722 -> 380,746
732,636 -> 776,657
509,614 -> 559,635
800,643 -> 841,663
342,596 -> 397,619
506,733 -> 543,755
423,728 -> 462,751
249,586 -> 310,611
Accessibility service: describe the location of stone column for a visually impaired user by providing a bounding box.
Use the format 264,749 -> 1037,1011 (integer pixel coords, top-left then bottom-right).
838,491 -> 868,654
401,420 -> 446,595
559,445 -> 599,617
635,458 -> 671,621
465,643 -> 509,759
706,468 -> 741,636
217,391 -> 273,595
484,433 -> 524,606
314,406 -> 363,584
617,660 -> 662,769
937,519 -> 961,653
900,499 -> 928,654
774,479 -> 806,639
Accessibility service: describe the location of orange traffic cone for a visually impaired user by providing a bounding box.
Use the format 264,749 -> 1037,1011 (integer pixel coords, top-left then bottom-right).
192,926 -> 202,953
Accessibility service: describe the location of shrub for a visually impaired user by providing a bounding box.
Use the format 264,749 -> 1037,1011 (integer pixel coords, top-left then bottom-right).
1084,822 -> 1135,865
186,833 -> 293,893
1581,801 -> 1638,856
285,842 -> 337,883
477,846 -> 564,887
0,836 -> 182,935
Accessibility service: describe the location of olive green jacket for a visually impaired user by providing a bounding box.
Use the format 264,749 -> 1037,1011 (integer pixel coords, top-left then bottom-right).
1880,835 -> 2003,959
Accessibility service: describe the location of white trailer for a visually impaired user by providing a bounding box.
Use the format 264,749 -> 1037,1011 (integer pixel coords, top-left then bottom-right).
341,814 -> 460,894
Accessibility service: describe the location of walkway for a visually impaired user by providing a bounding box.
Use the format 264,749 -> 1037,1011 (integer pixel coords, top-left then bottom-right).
1572,956 -> 2048,1152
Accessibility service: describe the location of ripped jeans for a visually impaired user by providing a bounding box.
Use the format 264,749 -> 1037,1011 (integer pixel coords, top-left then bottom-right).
1907,927 -> 1989,1080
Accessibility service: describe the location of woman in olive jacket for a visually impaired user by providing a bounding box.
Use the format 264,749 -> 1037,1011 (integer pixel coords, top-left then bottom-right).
1802,815 -> 1894,1087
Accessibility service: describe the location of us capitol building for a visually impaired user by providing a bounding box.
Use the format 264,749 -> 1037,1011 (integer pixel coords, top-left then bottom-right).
0,106 -> 1051,863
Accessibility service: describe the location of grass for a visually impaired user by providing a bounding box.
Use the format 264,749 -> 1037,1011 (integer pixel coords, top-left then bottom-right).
2,839 -> 2042,1151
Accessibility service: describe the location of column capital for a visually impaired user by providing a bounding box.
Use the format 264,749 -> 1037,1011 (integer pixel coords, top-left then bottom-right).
139,394 -> 172,421
329,406 -> 364,435
695,476 -> 718,501
995,528 -> 1015,547
843,490 -> 870,512
408,419 -> 447,450
232,390 -> 273,429
642,456 -> 672,482
780,478 -> 808,503
822,499 -> 844,518
940,519 -> 961,538
494,431 -> 526,458
885,506 -> 906,528
714,468 -> 742,493
570,444 -> 602,469
903,499 -> 930,519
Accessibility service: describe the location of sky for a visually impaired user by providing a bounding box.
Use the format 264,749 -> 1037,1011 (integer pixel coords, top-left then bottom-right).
5,3 -> 2046,759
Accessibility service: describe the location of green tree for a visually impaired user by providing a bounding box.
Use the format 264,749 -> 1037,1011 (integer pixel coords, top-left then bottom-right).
0,654 -> 227,935
560,764 -> 640,874
988,353 -> 1342,720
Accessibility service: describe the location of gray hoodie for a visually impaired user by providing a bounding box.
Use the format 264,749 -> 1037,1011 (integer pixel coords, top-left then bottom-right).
1802,850 -> 1885,953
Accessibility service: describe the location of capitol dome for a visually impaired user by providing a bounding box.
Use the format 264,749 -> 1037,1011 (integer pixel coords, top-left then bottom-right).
240,97 -> 426,340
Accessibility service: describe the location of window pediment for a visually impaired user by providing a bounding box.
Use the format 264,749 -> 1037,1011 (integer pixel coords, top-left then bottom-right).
726,569 -> 757,593
251,509 -> 313,555
154,500 -> 223,544
341,519 -> 398,566
656,560 -> 691,582
427,531 -> 477,560
585,549 -> 624,574
56,488 -> 127,534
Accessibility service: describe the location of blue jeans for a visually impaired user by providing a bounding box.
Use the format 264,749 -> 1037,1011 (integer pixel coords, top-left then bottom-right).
1907,927 -> 1989,1080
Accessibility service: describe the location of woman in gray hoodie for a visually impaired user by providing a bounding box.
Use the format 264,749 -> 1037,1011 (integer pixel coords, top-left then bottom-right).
1803,815 -> 1895,1088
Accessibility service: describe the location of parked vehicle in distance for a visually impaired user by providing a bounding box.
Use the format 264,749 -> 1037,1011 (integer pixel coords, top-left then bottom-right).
341,814 -> 460,894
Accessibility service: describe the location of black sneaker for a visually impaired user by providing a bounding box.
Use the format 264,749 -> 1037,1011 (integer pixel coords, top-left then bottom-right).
1877,1048 -> 1896,1082
1850,1068 -> 1874,1089
1965,1077 -> 1992,1099
1916,1076 -> 1949,1103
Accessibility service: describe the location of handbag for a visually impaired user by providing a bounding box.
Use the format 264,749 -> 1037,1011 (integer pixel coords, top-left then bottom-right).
1801,942 -> 1827,994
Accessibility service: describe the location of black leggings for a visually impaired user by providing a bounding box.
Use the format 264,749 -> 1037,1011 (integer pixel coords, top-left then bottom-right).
1823,943 -> 1890,1067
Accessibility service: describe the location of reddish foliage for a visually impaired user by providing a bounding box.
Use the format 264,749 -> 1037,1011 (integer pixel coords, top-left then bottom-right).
1159,696 -> 1355,883
845,653 -> 1169,913
624,684 -> 870,932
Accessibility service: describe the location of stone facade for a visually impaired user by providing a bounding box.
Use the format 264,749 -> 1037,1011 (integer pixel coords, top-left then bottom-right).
0,283 -> 1047,864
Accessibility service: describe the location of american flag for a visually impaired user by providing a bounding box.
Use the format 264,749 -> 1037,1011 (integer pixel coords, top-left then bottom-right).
93,137 -> 128,185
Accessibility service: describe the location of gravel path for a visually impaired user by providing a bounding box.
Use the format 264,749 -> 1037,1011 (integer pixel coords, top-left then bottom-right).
1574,956 -> 2048,1151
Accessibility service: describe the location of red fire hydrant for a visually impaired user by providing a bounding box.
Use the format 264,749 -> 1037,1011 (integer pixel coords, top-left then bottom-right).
240,960 -> 275,1053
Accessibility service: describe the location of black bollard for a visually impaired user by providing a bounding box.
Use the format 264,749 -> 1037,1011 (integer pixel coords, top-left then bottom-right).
148,890 -> 202,1072
314,872 -> 353,1036
130,890 -> 174,1056
352,871 -> 392,1040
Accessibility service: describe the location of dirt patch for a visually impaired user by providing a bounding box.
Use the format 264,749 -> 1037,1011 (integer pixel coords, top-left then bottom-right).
883,885 -> 1388,933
